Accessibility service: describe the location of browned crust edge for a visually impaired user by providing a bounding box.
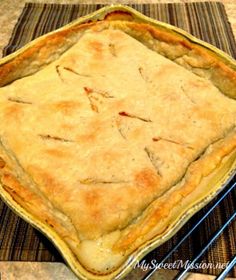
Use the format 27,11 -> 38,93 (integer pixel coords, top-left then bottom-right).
0,21 -> 98,87
0,10 -> 236,278
108,20 -> 236,99
113,128 -> 236,252
0,153 -> 82,256
0,128 -> 235,275
0,16 -> 236,98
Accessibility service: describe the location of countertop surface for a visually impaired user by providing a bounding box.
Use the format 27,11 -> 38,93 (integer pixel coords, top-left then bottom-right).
0,0 -> 236,57
0,1 -> 235,280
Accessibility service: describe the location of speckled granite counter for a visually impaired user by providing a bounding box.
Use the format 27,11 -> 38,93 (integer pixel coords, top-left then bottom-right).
0,1 -> 235,280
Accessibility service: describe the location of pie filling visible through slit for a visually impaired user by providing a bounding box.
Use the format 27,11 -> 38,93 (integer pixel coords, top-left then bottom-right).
0,26 -> 236,275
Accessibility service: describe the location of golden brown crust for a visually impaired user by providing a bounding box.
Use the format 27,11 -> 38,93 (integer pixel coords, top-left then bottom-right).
0,21 -> 98,87
0,18 -> 236,98
1,127 -> 236,274
0,150 -> 82,253
107,20 -> 236,99
113,128 -> 236,252
0,10 -> 236,278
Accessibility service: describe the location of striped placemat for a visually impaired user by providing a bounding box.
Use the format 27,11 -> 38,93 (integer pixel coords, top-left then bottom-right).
0,2 -> 236,277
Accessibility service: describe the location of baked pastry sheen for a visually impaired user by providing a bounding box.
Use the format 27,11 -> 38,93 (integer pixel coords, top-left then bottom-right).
0,15 -> 236,278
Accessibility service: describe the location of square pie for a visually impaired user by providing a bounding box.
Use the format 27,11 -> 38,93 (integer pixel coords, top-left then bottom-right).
0,7 -> 236,280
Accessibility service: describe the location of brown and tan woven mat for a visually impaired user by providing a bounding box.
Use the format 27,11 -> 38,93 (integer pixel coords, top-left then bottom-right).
0,2 -> 236,277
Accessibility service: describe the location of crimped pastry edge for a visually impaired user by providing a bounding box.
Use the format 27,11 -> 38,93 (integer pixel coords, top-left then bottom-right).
0,128 -> 236,280
0,7 -> 236,98
0,5 -> 236,280
113,128 -> 236,252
